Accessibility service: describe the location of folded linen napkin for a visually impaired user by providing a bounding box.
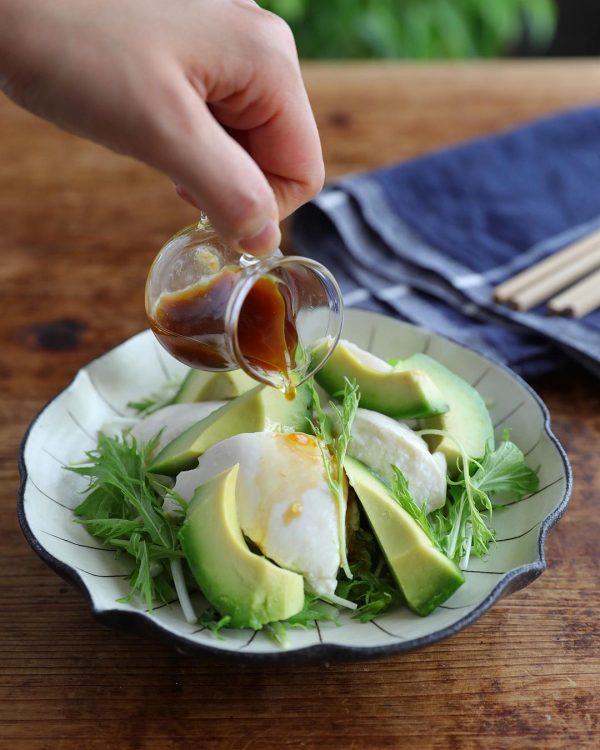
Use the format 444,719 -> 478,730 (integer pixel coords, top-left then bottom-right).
293,106 -> 600,379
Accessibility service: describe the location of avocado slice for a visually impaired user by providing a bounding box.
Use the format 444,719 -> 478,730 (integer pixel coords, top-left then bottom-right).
398,354 -> 494,473
344,456 -> 464,616
174,368 -> 255,404
313,339 -> 448,419
149,382 -> 312,475
179,464 -> 305,629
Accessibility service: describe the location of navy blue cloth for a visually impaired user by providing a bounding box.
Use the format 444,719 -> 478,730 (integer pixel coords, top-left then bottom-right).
293,106 -> 600,379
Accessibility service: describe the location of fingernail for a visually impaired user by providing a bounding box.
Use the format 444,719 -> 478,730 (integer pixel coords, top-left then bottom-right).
239,219 -> 281,256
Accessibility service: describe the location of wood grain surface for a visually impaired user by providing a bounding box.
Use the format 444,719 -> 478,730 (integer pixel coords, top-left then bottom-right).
1,61 -> 599,749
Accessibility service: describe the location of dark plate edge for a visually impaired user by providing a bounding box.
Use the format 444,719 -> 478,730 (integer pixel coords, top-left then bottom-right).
16,316 -> 573,664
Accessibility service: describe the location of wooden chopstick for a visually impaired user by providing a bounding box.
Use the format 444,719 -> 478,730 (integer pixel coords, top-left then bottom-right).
493,226 -> 600,304
493,229 -> 600,311
547,267 -> 600,318
507,245 -> 600,310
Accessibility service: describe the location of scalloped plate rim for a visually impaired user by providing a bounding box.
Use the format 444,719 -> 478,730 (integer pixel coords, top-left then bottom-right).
17,311 -> 573,663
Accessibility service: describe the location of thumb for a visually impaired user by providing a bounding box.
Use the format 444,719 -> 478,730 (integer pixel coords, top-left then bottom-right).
147,88 -> 281,256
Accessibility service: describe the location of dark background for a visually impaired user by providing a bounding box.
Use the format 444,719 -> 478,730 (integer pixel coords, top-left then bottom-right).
526,0 -> 600,56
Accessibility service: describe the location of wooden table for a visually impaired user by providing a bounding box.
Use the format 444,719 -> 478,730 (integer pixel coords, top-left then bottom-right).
1,61 -> 599,749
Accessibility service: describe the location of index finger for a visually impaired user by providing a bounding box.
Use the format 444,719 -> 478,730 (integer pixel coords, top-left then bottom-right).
206,23 -> 324,217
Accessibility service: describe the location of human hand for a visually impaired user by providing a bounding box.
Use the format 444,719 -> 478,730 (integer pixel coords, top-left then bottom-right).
0,0 -> 324,254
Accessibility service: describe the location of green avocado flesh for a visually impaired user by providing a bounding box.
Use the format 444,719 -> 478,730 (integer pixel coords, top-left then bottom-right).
399,354 -> 494,473
173,368 -> 255,404
344,456 -> 464,616
149,382 -> 312,475
313,339 -> 448,419
179,465 -> 305,629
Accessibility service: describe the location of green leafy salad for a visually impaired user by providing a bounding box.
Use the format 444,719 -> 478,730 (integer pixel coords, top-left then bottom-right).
69,339 -> 538,645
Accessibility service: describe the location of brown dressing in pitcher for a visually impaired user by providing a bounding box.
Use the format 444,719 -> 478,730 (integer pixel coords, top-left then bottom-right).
149,267 -> 299,397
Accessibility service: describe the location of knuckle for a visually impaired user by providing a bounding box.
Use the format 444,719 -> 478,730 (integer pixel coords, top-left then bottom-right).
264,12 -> 296,46
252,10 -> 298,62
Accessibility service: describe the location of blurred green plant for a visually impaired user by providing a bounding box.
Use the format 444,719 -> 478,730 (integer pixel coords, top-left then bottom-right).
258,0 -> 557,59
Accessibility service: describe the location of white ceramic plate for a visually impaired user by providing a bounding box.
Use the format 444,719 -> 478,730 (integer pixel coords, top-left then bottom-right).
18,310 -> 572,661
